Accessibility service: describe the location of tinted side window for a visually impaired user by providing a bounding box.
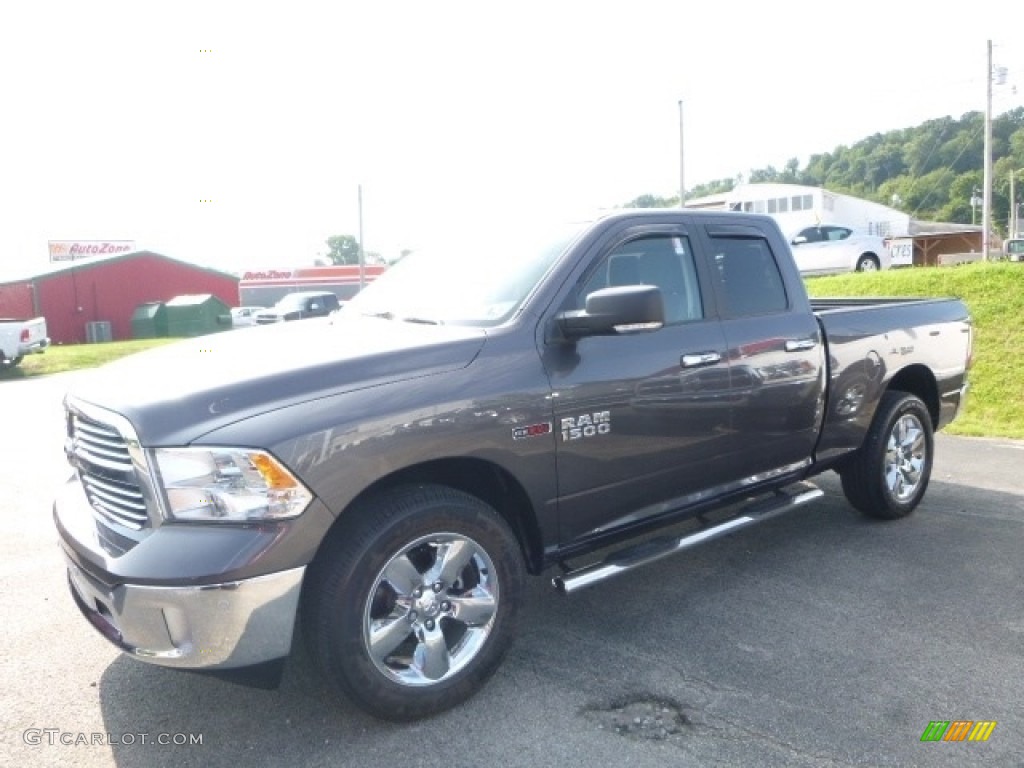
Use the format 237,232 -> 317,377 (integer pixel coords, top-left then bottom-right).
578,234 -> 704,324
824,226 -> 851,241
709,237 -> 788,317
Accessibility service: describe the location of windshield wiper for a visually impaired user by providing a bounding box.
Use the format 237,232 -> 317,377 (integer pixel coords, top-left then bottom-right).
401,316 -> 443,326
362,310 -> 395,320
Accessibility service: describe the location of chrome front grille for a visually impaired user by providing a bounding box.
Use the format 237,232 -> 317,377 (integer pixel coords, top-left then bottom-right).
69,409 -> 150,530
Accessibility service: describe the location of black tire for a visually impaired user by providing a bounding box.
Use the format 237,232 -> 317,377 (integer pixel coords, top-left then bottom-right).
839,391 -> 934,519
302,484 -> 524,721
1,355 -> 23,369
855,255 -> 880,272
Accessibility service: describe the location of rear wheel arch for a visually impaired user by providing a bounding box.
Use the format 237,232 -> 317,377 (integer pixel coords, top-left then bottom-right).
886,365 -> 940,427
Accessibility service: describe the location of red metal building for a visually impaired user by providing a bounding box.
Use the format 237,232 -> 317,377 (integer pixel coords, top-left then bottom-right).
0,251 -> 239,344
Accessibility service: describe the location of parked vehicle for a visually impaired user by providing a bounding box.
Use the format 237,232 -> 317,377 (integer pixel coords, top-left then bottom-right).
1005,238 -> 1024,262
254,291 -> 341,324
54,210 -> 971,721
229,306 -> 264,328
0,316 -> 49,368
790,225 -> 891,275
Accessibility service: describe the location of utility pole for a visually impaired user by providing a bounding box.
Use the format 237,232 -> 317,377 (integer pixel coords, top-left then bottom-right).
678,99 -> 685,208
1011,169 -> 1016,240
358,184 -> 366,290
983,40 -> 993,260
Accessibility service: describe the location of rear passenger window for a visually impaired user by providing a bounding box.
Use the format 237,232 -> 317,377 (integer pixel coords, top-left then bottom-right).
709,237 -> 788,317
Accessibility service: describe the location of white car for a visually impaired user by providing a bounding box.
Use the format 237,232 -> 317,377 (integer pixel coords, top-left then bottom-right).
789,225 -> 891,276
229,306 -> 264,328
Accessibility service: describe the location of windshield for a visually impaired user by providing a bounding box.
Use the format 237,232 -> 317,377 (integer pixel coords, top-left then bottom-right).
1008,239 -> 1024,255
343,223 -> 585,327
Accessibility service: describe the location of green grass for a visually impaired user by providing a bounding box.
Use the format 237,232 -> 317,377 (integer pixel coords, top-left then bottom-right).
805,262 -> 1024,438
0,338 -> 179,380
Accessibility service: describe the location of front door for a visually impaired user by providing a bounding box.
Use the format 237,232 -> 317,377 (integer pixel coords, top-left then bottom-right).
542,228 -> 734,545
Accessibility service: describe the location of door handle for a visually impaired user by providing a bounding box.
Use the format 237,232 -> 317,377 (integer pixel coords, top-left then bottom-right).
681,352 -> 722,368
785,338 -> 817,352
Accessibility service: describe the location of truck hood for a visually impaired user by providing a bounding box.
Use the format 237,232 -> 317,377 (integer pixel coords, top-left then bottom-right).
68,315 -> 487,445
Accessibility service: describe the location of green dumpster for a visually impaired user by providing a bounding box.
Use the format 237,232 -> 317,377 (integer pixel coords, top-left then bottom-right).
164,294 -> 231,337
131,301 -> 168,339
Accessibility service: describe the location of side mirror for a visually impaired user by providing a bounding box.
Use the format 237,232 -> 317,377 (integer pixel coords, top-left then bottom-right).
791,235 -> 808,245
556,285 -> 665,340
309,302 -> 320,311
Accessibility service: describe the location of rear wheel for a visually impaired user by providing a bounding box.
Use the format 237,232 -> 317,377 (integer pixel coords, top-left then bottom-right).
1,354 -> 23,369
855,255 -> 880,272
840,391 -> 934,519
303,484 -> 524,721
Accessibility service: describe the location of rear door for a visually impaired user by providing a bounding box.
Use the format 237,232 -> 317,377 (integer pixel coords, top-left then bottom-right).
543,223 -> 735,544
698,221 -> 826,482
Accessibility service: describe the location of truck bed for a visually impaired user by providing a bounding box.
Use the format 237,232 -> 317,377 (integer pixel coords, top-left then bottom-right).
810,296 -> 971,464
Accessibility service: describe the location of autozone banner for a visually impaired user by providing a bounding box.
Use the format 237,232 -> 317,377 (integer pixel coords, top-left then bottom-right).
48,240 -> 136,262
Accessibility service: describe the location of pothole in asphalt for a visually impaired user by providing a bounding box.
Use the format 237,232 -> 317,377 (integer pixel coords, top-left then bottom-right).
581,695 -> 693,741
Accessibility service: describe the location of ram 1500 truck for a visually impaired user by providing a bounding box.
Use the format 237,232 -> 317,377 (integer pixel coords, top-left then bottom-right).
1,316 -> 49,368
54,210 -> 971,721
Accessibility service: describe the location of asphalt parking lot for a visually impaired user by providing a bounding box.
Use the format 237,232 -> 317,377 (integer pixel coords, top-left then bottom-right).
2,372 -> 1022,767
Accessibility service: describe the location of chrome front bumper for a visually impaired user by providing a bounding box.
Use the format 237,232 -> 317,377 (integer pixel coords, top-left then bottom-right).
66,554 -> 304,669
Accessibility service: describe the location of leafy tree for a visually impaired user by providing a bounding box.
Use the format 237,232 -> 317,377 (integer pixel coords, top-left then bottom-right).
325,235 -> 361,265
687,176 -> 739,199
623,193 -> 678,208
779,158 -> 802,184
622,106 -> 1024,234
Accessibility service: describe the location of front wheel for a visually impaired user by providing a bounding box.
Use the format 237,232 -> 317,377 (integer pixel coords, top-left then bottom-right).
839,391 -> 934,519
303,484 -> 525,721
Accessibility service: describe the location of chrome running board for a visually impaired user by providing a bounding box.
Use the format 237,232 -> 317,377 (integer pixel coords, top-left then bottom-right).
552,481 -> 823,595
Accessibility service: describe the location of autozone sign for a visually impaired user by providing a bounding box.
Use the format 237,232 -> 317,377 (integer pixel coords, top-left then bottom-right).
48,240 -> 136,262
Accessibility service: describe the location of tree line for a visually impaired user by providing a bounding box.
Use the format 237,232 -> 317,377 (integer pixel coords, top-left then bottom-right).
625,107 -> 1024,234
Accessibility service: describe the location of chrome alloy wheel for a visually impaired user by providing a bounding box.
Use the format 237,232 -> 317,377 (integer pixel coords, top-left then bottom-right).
363,533 -> 499,687
884,413 -> 926,501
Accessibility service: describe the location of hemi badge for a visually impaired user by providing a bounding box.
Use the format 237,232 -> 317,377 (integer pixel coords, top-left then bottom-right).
512,422 -> 552,440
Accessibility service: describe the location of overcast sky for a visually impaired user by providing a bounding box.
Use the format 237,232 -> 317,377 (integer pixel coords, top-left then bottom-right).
1,0 -> 1021,275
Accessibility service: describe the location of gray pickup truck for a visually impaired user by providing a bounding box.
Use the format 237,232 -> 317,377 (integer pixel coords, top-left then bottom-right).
54,210 -> 972,721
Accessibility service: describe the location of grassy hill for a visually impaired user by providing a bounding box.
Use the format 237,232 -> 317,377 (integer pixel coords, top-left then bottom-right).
805,263 -> 1024,438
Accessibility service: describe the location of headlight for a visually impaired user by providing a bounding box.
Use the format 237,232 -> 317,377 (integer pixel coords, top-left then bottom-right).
153,448 -> 312,522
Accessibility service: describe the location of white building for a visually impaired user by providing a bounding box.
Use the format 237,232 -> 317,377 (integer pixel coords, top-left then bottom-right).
685,182 -> 911,240
684,182 -> 984,265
